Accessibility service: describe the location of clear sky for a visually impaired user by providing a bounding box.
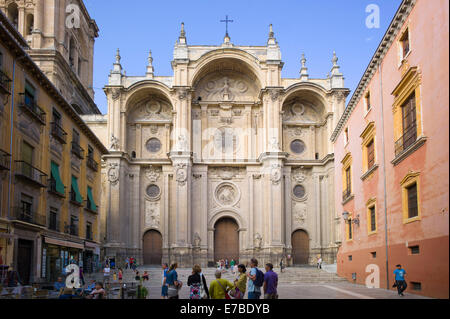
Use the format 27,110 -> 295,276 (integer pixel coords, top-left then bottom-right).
84,0 -> 402,114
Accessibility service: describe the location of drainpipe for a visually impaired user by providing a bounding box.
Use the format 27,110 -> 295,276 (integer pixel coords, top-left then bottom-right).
378,62 -> 390,289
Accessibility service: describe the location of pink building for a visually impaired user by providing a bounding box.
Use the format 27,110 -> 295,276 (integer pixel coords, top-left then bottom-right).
332,0 -> 449,298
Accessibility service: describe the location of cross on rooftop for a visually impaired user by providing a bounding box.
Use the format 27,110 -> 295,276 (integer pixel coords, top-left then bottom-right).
220,15 -> 234,36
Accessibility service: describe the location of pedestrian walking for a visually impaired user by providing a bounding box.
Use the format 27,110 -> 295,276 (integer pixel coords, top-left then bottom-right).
247,258 -> 264,299
161,263 -> 169,299
103,264 -> 111,284
279,258 -> 284,273
393,264 -> 407,296
166,263 -> 182,299
209,270 -> 233,299
230,259 -> 236,274
317,256 -> 323,269
187,265 -> 210,299
230,264 -> 246,299
125,257 -> 129,269
263,263 -> 278,299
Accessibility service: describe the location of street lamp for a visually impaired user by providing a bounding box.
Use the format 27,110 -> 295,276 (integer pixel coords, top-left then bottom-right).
342,211 -> 360,226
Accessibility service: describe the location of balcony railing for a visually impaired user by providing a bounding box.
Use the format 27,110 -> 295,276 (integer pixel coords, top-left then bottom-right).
0,148 -> 11,171
48,178 -> 65,197
48,216 -> 60,232
0,69 -> 12,94
11,206 -> 46,227
342,187 -> 352,202
86,156 -> 98,171
71,142 -> 84,159
14,161 -> 48,188
18,94 -> 46,125
69,191 -> 83,206
50,122 -> 67,144
395,123 -> 417,157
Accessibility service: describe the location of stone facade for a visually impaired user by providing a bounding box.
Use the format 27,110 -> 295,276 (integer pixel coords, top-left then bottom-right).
83,25 -> 350,267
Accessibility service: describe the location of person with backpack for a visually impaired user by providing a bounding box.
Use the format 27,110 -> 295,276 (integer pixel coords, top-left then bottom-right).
247,258 -> 264,299
187,264 -> 210,299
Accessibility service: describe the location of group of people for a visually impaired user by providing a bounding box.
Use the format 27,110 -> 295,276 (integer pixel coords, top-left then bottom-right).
161,258 -> 278,300
53,276 -> 106,299
125,257 -> 138,270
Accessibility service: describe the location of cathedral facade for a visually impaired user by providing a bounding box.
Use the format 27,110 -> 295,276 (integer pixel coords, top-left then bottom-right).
83,24 -> 350,267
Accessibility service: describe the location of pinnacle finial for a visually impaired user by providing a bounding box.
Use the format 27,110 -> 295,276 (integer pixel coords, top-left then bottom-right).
148,50 -> 153,64
180,22 -> 186,38
332,51 -> 338,66
115,48 -> 121,64
301,53 -> 306,68
269,24 -> 274,38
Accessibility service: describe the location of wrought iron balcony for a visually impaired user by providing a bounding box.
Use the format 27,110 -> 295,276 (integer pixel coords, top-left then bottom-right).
48,215 -> 60,232
0,69 -> 12,94
14,161 -> 48,188
69,191 -> 83,206
395,123 -> 417,157
50,122 -> 67,144
342,187 -> 352,202
0,148 -> 11,171
11,206 -> 46,227
86,156 -> 98,172
71,141 -> 84,159
18,94 -> 46,125
48,178 -> 65,197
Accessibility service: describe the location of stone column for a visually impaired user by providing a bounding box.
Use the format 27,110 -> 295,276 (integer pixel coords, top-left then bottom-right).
284,167 -> 292,249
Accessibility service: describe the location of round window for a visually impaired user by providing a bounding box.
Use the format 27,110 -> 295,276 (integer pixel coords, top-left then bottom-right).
293,185 -> 306,199
146,184 -> 160,198
290,139 -> 306,154
146,138 -> 162,153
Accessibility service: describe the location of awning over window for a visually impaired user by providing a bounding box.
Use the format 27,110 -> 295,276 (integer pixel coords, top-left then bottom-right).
87,186 -> 97,212
51,161 -> 65,195
71,176 -> 83,204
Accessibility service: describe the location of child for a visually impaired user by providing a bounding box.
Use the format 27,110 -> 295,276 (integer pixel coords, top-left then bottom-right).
113,272 -> 117,282
89,282 -> 106,299
143,271 -> 149,281
118,268 -> 123,283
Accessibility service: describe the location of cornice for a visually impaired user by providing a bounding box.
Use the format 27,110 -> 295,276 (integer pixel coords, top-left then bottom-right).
331,0 -> 417,143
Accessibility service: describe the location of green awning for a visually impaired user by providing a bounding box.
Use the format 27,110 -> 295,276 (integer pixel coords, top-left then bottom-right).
87,186 -> 97,212
71,176 -> 83,204
51,161 -> 65,195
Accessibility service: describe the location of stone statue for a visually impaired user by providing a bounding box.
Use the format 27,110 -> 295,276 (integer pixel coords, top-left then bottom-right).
110,135 -> 120,150
254,233 -> 262,249
193,233 -> 201,248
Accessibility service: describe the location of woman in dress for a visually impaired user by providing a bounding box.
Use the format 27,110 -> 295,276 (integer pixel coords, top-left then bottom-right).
187,264 -> 210,299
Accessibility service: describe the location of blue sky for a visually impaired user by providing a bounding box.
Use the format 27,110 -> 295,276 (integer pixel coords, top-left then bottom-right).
84,0 -> 402,114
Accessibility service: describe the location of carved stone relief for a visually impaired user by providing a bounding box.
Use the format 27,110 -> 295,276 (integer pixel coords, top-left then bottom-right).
145,200 -> 160,228
194,73 -> 258,102
215,182 -> 240,207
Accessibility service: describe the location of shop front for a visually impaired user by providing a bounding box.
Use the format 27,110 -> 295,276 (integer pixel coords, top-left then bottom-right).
41,237 -> 84,283
83,241 -> 100,274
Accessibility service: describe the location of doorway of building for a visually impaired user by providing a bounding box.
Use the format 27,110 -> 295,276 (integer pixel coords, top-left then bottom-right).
17,239 -> 33,284
214,217 -> 239,263
143,230 -> 162,265
291,230 -> 310,265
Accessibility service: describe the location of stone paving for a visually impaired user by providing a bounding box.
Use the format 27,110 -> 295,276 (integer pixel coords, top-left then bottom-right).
85,266 -> 430,299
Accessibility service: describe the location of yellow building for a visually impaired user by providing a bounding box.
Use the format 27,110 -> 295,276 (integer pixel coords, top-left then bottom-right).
0,11 -> 108,284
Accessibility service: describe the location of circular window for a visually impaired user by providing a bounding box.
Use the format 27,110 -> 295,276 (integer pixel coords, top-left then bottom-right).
146,138 -> 162,153
293,185 -> 306,199
290,139 -> 306,154
146,184 -> 160,198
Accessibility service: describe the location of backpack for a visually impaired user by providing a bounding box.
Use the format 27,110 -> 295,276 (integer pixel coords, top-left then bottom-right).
253,268 -> 264,287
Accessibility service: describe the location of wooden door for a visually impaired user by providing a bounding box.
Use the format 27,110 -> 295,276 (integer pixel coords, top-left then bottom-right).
143,230 -> 162,265
17,239 -> 33,284
292,230 -> 309,265
214,218 -> 239,262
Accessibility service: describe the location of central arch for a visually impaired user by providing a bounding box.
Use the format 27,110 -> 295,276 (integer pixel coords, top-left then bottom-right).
142,230 -> 162,265
214,217 -> 239,262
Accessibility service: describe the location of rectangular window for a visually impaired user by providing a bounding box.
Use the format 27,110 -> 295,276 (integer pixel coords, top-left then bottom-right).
72,129 -> 80,144
0,51 -> 3,69
21,141 -> 34,178
367,139 -> 375,169
52,109 -> 62,126
345,167 -> 351,193
24,81 -> 36,106
88,145 -> 94,159
371,252 -> 377,258
70,215 -> 78,236
86,222 -> 92,240
407,183 -> 418,218
369,206 -> 376,232
348,255 -> 352,261
401,92 -> 417,150
49,207 -> 58,231
411,282 -> 421,291
348,220 -> 353,240
20,194 -> 33,222
365,91 -> 371,111
400,29 -> 410,59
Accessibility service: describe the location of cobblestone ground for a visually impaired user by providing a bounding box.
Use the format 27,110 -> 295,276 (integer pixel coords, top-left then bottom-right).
85,266 -> 430,299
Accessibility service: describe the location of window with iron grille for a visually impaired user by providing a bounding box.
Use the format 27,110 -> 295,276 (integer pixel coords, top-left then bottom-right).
409,245 -> 420,255
70,215 -> 78,236
369,206 -> 376,232
401,92 -> 417,151
407,183 -> 418,218
367,139 -> 375,169
345,167 -> 351,193
86,222 -> 93,240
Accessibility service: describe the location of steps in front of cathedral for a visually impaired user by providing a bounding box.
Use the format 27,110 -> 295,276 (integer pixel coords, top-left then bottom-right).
86,266 -> 347,285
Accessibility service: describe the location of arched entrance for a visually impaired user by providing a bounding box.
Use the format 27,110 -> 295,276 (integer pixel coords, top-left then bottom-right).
214,217 -> 239,262
291,230 -> 310,265
142,230 -> 162,265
